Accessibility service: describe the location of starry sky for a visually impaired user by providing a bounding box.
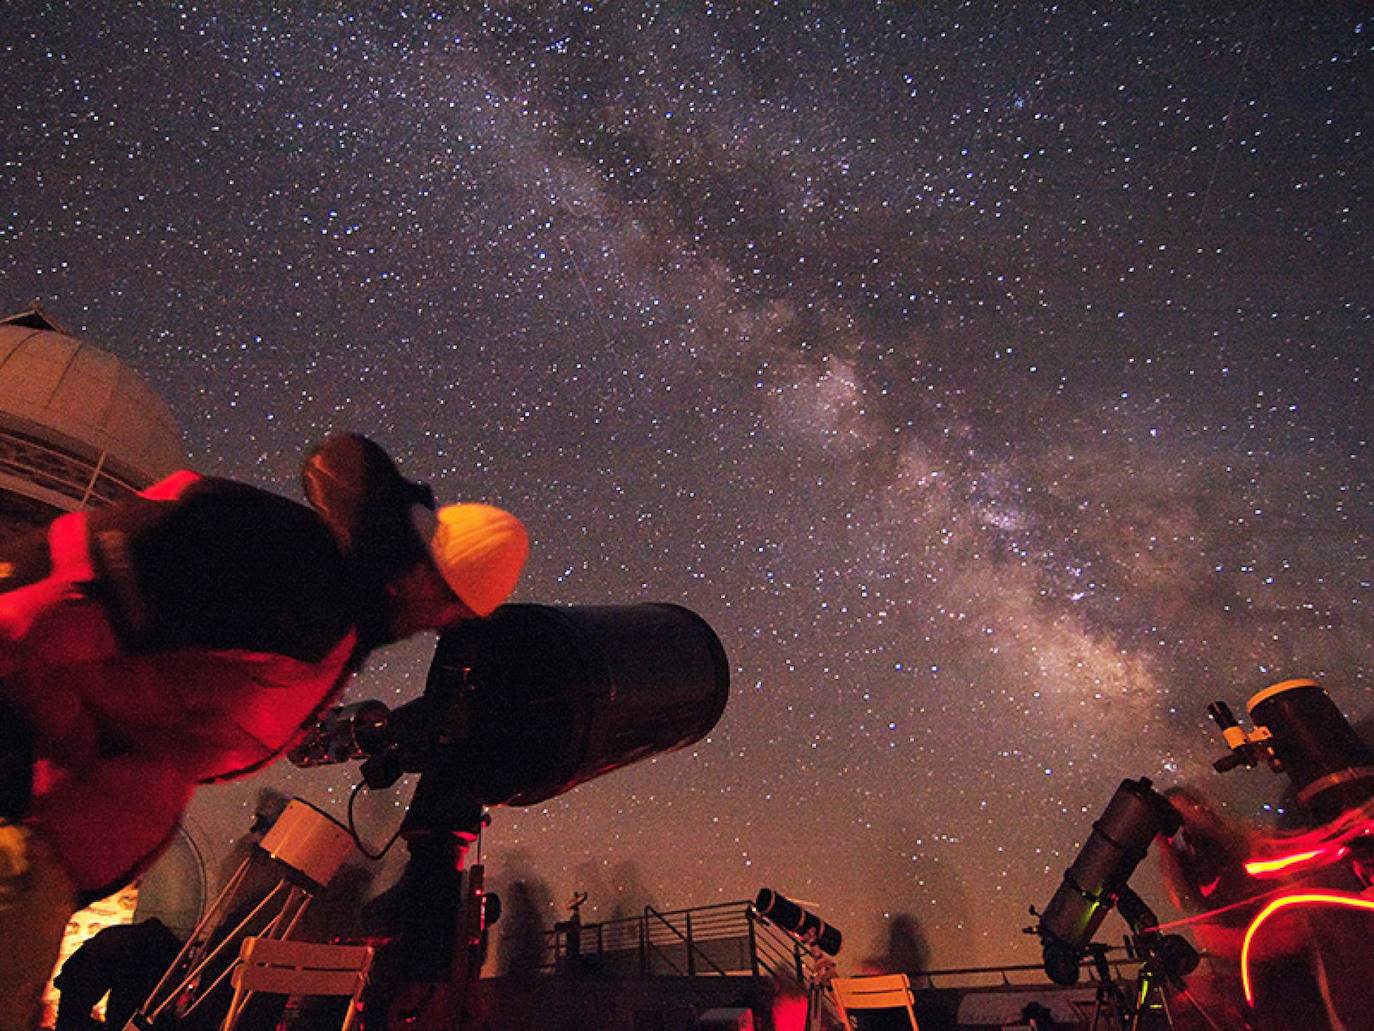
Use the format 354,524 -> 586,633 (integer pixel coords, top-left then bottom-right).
3,2 -> 1373,969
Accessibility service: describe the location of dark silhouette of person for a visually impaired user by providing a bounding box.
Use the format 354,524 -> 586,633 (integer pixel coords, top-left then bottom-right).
498,879 -> 553,978
53,918 -> 182,1031
861,912 -> 930,982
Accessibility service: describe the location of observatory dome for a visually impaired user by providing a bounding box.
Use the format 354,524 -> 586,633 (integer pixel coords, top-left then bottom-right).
0,304 -> 186,531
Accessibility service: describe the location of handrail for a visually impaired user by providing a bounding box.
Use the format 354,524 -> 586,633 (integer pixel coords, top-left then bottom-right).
0,428 -> 141,506
916,950 -> 1144,990
539,900 -> 762,977
642,905 -> 730,977
531,898 -> 1137,999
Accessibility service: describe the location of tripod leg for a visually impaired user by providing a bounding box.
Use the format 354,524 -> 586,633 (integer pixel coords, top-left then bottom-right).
1091,984 -> 1123,1031
1129,977 -> 1146,1031
805,984 -> 820,1031
1129,969 -> 1179,1031
1157,981 -> 1176,1029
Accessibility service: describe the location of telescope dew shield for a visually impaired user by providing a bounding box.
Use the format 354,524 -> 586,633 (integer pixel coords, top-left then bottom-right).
427,603 -> 729,807
753,888 -> 842,956
1248,679 -> 1374,824
1038,778 -> 1180,986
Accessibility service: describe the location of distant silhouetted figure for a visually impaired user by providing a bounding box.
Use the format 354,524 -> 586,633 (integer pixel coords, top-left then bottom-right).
53,918 -> 181,1031
862,912 -> 930,981
1021,1001 -> 1060,1030
498,879 -> 551,977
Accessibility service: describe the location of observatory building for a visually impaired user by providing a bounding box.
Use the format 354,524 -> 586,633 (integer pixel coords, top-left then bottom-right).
0,303 -> 185,537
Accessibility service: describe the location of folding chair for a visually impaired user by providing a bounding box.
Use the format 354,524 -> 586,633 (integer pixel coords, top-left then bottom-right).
830,973 -> 920,1030
221,936 -> 374,1031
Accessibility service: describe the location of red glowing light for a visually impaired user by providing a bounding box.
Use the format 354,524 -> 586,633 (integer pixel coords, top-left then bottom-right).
1243,845 -> 1349,877
771,993 -> 808,1031
1238,809 -> 1374,879
1240,891 -> 1374,1006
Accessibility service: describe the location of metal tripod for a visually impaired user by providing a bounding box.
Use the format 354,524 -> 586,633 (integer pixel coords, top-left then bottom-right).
1086,942 -> 1177,1031
801,934 -> 838,1031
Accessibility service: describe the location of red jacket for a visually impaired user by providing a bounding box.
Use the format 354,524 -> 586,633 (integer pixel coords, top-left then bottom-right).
0,471 -> 359,898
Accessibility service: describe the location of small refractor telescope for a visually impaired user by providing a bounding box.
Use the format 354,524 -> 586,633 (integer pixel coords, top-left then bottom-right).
1034,777 -> 1196,987
753,887 -> 842,957
1210,678 -> 1374,825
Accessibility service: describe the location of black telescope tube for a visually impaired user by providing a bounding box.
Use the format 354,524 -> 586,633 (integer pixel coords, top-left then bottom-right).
754,888 -> 842,957
290,603 -> 730,823
420,603 -> 730,808
1248,679 -> 1374,824
1037,777 -> 1180,985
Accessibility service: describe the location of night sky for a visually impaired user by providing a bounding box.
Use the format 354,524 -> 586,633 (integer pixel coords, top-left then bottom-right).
4,3 -> 1373,969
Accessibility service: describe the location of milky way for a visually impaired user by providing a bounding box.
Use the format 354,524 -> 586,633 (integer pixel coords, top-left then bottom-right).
3,3 -> 1372,967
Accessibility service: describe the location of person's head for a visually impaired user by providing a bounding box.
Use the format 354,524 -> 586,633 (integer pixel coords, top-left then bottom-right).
1158,784 -> 1255,911
249,789 -> 290,836
385,502 -> 528,639
1163,784 -> 1251,855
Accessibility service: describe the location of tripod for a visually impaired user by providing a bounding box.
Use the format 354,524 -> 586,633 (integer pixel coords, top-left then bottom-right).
1085,941 -> 1177,1031
366,768 -> 490,1031
800,934 -> 837,1031
124,799 -> 355,1031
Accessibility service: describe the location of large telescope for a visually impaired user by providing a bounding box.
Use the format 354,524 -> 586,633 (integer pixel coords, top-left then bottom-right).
1210,678 -> 1374,824
291,602 -> 730,814
291,601 -> 729,1018
1035,777 -> 1195,987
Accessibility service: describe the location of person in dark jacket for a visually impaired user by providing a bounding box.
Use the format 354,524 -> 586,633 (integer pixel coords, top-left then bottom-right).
0,433 -> 528,1030
53,918 -> 183,1031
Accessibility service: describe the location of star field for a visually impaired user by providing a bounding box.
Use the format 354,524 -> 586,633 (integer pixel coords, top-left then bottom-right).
3,2 -> 1373,968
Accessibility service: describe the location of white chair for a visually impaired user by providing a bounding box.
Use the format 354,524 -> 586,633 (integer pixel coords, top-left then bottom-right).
830,972 -> 920,1030
221,936 -> 374,1031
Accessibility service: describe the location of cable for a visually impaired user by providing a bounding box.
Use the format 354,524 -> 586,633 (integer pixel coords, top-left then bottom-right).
347,778 -> 406,861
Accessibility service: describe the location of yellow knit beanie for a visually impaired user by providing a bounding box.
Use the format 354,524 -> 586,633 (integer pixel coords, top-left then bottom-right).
429,503 -> 529,616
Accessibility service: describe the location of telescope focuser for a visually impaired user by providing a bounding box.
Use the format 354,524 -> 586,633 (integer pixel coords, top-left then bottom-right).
1209,700 -> 1275,773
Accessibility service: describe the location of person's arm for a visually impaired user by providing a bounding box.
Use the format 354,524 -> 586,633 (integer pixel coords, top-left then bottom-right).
28,753 -> 192,899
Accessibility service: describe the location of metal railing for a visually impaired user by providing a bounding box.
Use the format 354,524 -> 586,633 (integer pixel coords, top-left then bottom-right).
523,898 -> 1140,1024
532,899 -> 838,1017
538,901 -> 809,976
913,950 -> 1144,990
0,428 -> 141,508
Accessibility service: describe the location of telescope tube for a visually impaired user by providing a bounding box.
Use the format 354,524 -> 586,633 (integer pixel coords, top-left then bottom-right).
426,603 -> 730,807
753,888 -> 842,956
1038,777 -> 1180,985
1248,679 -> 1374,824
